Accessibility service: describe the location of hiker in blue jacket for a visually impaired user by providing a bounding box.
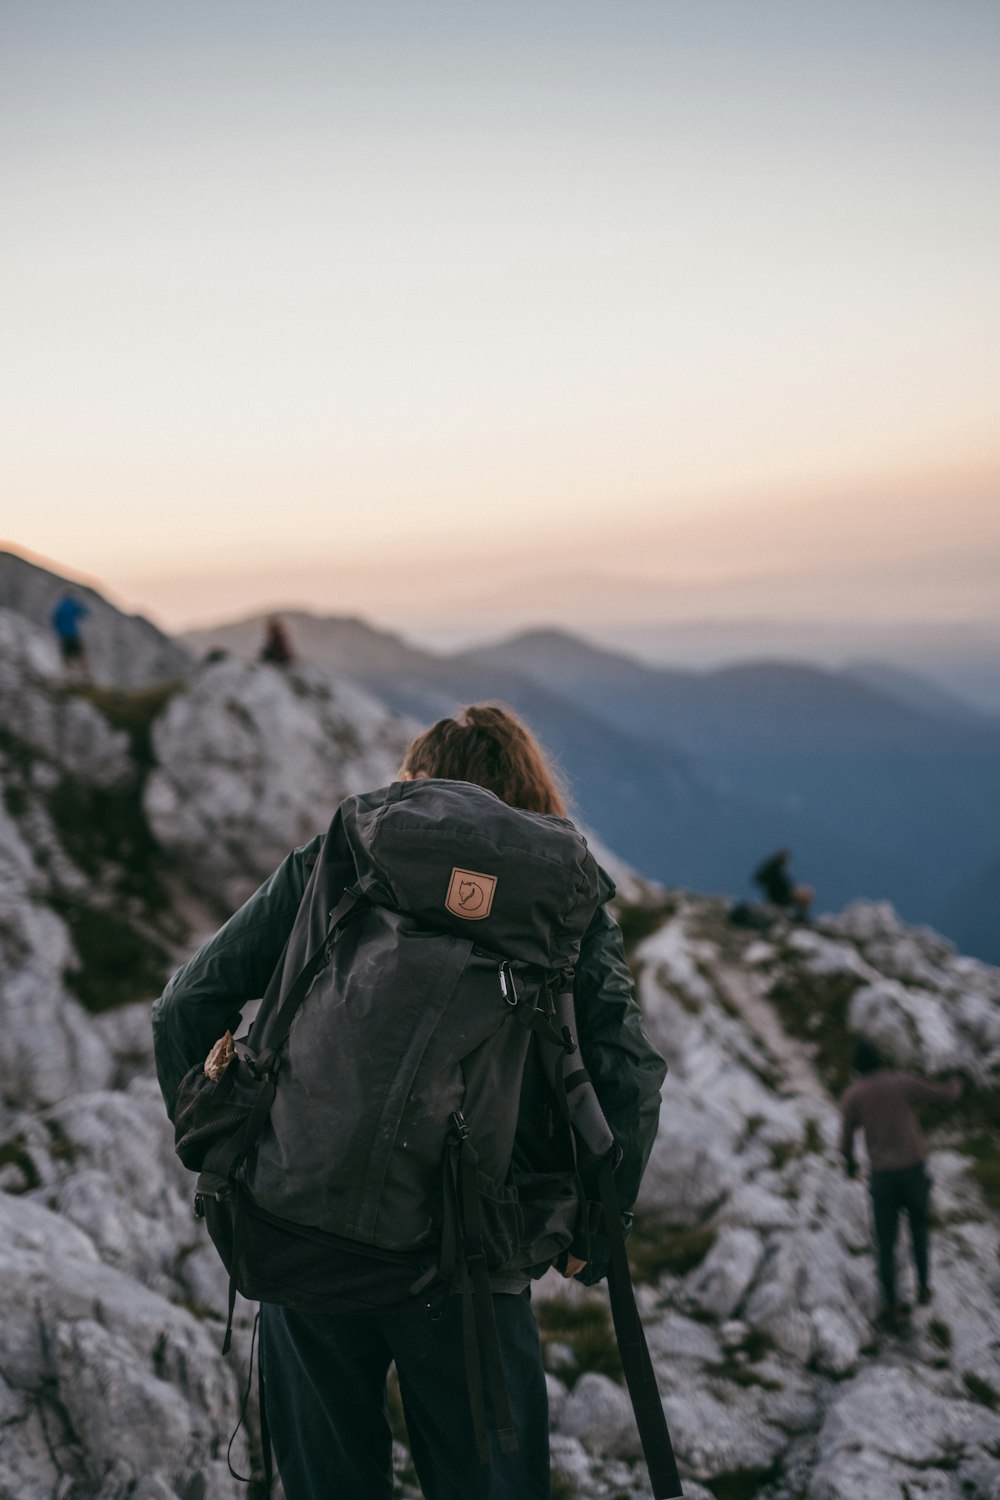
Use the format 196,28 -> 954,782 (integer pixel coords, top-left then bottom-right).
51,591 -> 91,675
153,703 -> 667,1500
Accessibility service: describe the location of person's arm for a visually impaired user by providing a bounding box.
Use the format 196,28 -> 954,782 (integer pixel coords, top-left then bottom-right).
903,1074 -> 963,1108
151,836 -> 321,1118
840,1087 -> 859,1177
575,898 -> 667,1216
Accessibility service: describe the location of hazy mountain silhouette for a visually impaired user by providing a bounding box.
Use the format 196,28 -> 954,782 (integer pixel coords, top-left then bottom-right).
187,613 -> 999,958
461,629 -> 1000,946
184,612 -> 966,930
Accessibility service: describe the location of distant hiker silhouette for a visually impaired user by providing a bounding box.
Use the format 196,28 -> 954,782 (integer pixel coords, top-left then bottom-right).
50,592 -> 90,676
260,616 -> 294,667
752,848 -> 813,921
840,1038 -> 962,1328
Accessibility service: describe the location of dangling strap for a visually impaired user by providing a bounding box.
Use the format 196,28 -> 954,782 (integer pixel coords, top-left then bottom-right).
445,1114 -> 519,1462
537,987 -> 683,1497
222,1310 -> 274,1494
222,1193 -> 245,1356
258,1321 -> 274,1497
460,1266 -> 490,1464
597,1157 -> 684,1499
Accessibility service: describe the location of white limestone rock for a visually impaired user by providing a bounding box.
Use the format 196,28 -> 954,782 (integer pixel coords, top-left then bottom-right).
785,927 -> 876,981
0,819 -> 115,1106
145,657 -> 408,906
558,1372 -> 642,1460
810,1304 -> 862,1376
0,1191 -> 246,1500
848,979 -> 963,1074
683,1228 -> 766,1319
816,1364 -> 1000,1481
662,1384 -> 789,1483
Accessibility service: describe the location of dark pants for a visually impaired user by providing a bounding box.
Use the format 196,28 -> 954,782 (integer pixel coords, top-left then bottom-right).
259,1290 -> 550,1500
870,1161 -> 931,1308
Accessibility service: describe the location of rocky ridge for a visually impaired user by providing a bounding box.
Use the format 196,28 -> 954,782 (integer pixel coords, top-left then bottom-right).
0,606 -> 999,1498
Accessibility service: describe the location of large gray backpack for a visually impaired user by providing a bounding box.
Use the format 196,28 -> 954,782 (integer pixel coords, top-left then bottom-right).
177,778 -> 682,1497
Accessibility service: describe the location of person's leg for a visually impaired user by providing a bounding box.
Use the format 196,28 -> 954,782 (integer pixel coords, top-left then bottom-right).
870,1172 -> 901,1309
259,1302 -> 395,1500
390,1290 -> 550,1500
900,1162 -> 932,1298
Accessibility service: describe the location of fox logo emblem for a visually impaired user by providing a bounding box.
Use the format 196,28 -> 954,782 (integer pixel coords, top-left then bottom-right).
459,880 -> 484,911
445,867 -> 497,921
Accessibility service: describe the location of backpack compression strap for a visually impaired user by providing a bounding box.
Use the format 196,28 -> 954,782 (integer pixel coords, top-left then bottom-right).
540,990 -> 685,1500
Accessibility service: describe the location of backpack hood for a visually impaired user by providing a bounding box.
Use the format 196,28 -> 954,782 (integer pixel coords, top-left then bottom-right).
340,778 -> 602,970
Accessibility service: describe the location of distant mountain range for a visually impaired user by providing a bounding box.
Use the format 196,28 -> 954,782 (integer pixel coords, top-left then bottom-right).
3,548 -> 996,963
185,609 -> 1000,964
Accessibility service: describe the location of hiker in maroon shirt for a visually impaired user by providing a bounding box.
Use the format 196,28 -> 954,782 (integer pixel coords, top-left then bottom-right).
840,1038 -> 962,1324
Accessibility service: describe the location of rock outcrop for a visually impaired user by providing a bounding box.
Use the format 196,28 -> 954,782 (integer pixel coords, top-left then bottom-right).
1,595 -> 999,1499
0,549 -> 192,689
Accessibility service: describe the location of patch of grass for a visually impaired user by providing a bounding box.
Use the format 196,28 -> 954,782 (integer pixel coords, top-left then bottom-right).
627,1217 -> 717,1282
45,776 -> 164,888
38,685 -> 189,1011
550,1470 -> 579,1500
925,1085 -> 1000,1214
674,988 -> 703,1016
50,896 -> 174,1012
803,1117 -> 824,1154
739,1328 -> 775,1363
535,1297 -> 624,1387
706,1328 -> 782,1392
766,971 -> 861,1094
769,1139 -> 801,1171
43,1117 -> 77,1165
66,680 -> 183,769
962,1132 -> 1000,1216
928,1318 -> 952,1352
0,1137 -> 40,1192
2,780 -> 29,818
705,1359 -> 783,1392
614,898 -> 679,959
962,1371 -> 1000,1411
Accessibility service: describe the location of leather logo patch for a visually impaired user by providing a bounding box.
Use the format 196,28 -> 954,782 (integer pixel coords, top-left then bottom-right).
445,867 -> 497,921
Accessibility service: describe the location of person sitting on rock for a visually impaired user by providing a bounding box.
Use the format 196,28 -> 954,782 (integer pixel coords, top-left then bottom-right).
752,848 -> 812,922
839,1038 -> 962,1326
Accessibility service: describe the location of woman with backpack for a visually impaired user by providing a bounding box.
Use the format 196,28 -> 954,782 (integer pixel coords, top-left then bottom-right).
153,703 -> 669,1500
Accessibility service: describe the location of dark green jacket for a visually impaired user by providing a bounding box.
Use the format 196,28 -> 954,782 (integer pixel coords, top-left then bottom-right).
152,836 -> 666,1229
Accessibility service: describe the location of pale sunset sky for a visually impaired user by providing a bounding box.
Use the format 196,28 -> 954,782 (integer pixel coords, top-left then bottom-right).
2,1 -> 998,649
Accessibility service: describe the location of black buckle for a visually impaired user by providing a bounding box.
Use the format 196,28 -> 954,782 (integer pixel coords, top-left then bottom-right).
450,1109 -> 469,1141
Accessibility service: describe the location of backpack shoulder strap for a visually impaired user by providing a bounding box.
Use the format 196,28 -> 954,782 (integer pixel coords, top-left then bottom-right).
536,988 -> 684,1499
596,1157 -> 684,1499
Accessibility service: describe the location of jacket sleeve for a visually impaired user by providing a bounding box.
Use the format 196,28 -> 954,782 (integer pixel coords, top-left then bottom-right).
903,1075 -> 963,1108
574,898 -> 667,1217
151,837 -> 321,1118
